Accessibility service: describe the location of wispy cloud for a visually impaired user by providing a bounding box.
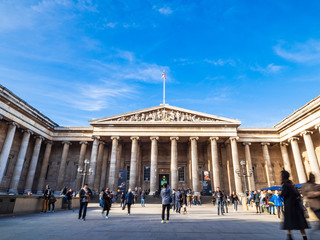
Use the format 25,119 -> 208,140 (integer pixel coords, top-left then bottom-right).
274,39 -> 320,64
204,58 -> 236,66
250,63 -> 284,74
158,6 -> 173,15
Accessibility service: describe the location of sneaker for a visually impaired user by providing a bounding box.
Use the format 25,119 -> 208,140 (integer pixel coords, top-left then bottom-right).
105,216 -> 109,219
127,213 -> 130,216
166,220 -> 169,223
47,210 -> 51,213
161,220 -> 165,223
82,218 -> 85,221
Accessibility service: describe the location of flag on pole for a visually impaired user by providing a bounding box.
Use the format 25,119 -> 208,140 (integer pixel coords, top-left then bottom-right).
162,70 -> 166,80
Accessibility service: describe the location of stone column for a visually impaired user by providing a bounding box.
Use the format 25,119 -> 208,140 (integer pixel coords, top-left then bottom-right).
170,137 -> 179,190
55,141 -> 71,194
75,141 -> 88,191
243,143 -> 256,191
190,137 -> 200,194
108,136 -> 119,191
280,142 -> 292,175
289,137 -> 307,183
116,143 -> 122,179
129,137 -> 139,191
0,122 -> 19,184
9,129 -> 32,193
87,137 -> 100,189
301,131 -> 320,182
24,136 -> 44,193
210,137 -> 220,190
94,141 -> 105,192
100,145 -> 109,190
150,137 -> 159,195
261,143 -> 275,187
230,137 -> 243,194
35,141 -> 53,194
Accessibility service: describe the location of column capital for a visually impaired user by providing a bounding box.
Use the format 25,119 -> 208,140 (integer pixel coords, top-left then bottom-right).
7,121 -> 20,128
79,141 -> 88,145
110,136 -> 120,141
98,141 -> 105,145
34,135 -> 45,141
229,136 -> 239,141
45,140 -> 53,145
209,137 -> 219,141
288,137 -> 299,142
62,141 -> 72,145
150,136 -> 159,141
22,129 -> 33,135
189,137 -> 199,141
242,142 -> 251,146
130,136 -> 139,141
315,125 -> 320,131
280,142 -> 288,146
92,136 -> 101,140
300,130 -> 313,136
170,136 -> 179,141
261,142 -> 270,146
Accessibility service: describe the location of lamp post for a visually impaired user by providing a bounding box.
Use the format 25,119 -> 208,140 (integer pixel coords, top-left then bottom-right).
77,159 -> 93,188
236,160 -> 254,195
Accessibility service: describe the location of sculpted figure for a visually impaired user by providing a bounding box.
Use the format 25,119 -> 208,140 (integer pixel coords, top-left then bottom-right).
157,110 -> 162,121
176,111 -> 181,121
141,113 -> 145,121
169,111 -> 175,121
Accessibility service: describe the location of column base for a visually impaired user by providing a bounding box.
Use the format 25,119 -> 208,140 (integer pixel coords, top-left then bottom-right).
7,188 -> 18,195
24,189 -> 32,195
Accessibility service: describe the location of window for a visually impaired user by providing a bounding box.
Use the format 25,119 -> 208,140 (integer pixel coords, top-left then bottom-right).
178,167 -> 184,182
144,166 -> 150,181
127,166 -> 130,180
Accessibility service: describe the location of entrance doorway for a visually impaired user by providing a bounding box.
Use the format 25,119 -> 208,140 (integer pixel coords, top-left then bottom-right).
159,174 -> 169,190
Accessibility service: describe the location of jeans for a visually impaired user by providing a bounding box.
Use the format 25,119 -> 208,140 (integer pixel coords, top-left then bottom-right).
269,205 -> 275,214
103,209 -> 110,216
255,202 -> 261,213
162,204 -> 170,220
79,202 -> 88,219
276,206 -> 284,218
127,203 -> 132,214
49,202 -> 55,211
67,199 -> 72,210
141,199 -> 145,206
233,201 -> 238,211
217,200 -> 223,215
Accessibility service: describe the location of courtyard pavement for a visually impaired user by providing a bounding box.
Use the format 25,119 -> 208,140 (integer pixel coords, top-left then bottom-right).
1,203 -> 319,240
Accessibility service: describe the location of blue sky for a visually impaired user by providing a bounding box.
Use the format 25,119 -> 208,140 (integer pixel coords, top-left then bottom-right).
1,0 -> 320,127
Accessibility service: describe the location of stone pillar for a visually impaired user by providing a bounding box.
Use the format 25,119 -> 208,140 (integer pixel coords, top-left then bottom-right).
55,141 -> 71,194
100,145 -> 109,190
261,143 -> 275,187
289,137 -> 307,183
0,122 -> 19,184
150,137 -> 159,195
35,141 -> 53,194
116,143 -> 122,179
243,143 -> 256,191
94,141 -> 105,192
301,131 -> 320,182
170,137 -> 179,190
24,136 -> 44,193
230,137 -> 243,194
210,137 -> 220,190
87,137 -> 100,189
108,136 -> 119,191
75,141 -> 88,191
280,142 -> 292,175
8,129 -> 32,193
190,137 -> 200,194
129,137 -> 139,191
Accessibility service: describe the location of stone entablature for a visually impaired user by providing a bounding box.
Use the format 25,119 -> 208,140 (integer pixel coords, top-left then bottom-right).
237,128 -> 280,143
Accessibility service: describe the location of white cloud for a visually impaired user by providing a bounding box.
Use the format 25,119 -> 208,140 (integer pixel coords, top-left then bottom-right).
250,63 -> 284,74
274,39 -> 320,64
204,58 -> 236,66
158,7 -> 173,15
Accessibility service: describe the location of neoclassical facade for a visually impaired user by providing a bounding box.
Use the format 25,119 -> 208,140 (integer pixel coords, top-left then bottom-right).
0,85 -> 320,195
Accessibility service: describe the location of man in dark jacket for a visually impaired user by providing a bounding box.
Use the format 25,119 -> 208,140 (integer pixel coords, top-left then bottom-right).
78,184 -> 92,221
102,188 -> 113,219
65,188 -> 73,210
253,190 -> 261,213
125,189 -> 134,215
214,187 -> 224,215
41,184 -> 52,213
160,183 -> 172,223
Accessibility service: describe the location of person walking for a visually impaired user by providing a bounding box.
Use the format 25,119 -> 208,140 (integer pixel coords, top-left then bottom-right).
160,183 -> 172,223
78,184 -> 92,221
125,189 -> 134,215
120,192 -> 126,209
141,191 -> 146,207
280,170 -> 309,240
102,188 -> 113,219
223,193 -> 229,214
302,173 -> 320,226
41,184 -> 52,213
269,190 -> 283,218
214,187 -> 224,216
231,191 -> 239,212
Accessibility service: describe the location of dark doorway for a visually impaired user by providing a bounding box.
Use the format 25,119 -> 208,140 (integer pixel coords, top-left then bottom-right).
159,174 -> 169,190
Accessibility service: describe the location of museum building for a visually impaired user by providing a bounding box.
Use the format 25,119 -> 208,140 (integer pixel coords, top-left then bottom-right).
0,84 -> 320,195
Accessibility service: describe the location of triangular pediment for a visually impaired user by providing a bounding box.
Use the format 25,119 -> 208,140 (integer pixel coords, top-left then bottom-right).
90,104 -> 241,125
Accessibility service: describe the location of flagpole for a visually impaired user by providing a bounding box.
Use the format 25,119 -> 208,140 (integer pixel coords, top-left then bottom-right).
163,74 -> 165,104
